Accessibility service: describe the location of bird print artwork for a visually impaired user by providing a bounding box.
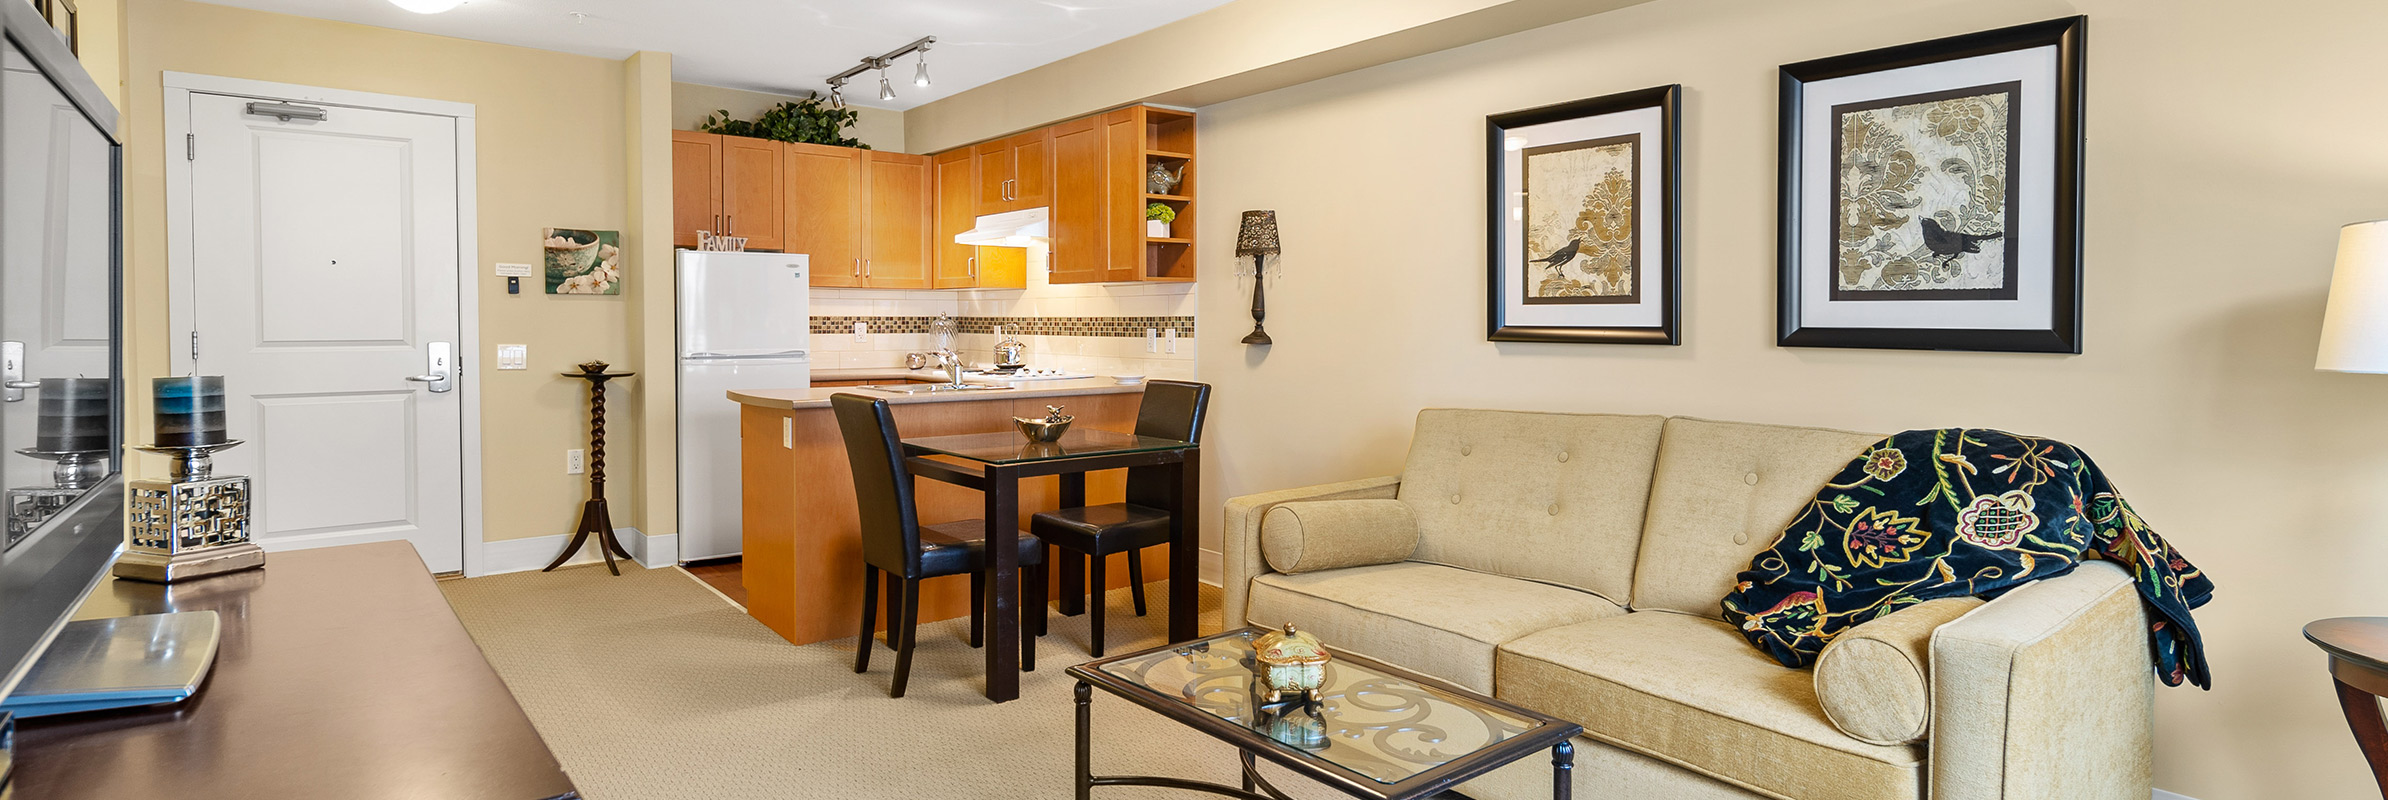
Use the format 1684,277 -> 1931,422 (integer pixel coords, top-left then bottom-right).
1522,134 -> 1640,304
1919,216 -> 2003,267
1530,238 -> 1582,270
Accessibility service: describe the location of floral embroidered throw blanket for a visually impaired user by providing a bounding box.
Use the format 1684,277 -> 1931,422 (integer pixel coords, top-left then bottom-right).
1719,429 -> 2215,689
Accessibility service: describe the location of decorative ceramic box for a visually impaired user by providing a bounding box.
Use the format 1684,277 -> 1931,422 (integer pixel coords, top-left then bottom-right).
1252,623 -> 1330,704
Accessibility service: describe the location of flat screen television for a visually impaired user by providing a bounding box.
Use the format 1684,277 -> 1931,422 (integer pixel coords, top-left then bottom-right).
0,0 -> 128,704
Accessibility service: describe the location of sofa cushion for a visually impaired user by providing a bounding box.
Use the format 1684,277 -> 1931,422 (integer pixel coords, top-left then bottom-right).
1497,613 -> 1924,800
1397,409 -> 1665,605
1633,417 -> 1881,618
1246,562 -> 1624,693
1261,500 -> 1418,574
1814,597 -> 1983,745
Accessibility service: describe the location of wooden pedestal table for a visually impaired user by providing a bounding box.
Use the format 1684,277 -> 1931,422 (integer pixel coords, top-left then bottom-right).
545,361 -> 634,575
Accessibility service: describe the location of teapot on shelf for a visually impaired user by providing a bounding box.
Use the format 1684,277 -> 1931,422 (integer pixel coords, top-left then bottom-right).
1147,162 -> 1185,195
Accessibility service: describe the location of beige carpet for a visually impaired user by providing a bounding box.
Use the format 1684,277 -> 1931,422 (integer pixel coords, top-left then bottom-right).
438,564 -> 1373,800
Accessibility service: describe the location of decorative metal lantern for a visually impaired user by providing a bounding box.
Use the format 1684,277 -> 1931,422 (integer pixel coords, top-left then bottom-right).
115,440 -> 260,583
1252,622 -> 1331,704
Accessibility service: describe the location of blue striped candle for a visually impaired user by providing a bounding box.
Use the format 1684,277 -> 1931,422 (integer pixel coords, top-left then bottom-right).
152,376 -> 226,448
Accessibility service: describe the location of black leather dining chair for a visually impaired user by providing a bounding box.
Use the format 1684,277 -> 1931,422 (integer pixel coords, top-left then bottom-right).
1028,380 -> 1209,657
832,393 -> 1047,698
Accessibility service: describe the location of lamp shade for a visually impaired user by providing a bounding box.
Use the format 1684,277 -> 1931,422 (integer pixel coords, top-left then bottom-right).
2318,220 -> 2388,373
1236,210 -> 1281,256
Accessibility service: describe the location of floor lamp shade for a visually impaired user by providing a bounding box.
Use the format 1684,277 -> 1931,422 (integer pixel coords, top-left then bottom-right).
2318,220 -> 2388,373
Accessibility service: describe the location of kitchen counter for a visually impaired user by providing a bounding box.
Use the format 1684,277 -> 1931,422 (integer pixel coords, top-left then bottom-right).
808,367 -> 950,383
733,376 -> 1144,410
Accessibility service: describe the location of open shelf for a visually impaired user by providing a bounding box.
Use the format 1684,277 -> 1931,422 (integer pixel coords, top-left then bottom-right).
1145,193 -> 1192,202
1147,237 -> 1192,245
1145,148 -> 1194,160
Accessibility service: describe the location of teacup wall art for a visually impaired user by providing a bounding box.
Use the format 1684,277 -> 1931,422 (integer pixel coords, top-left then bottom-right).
544,228 -> 622,295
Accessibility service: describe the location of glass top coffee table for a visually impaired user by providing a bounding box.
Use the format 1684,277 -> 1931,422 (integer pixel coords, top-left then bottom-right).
1065,627 -> 1583,800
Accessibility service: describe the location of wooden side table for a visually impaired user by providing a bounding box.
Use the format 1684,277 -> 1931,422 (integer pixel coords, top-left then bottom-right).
2307,617 -> 2388,798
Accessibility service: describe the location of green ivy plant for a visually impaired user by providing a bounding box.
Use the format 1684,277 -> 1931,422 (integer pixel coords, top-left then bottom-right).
699,93 -> 871,149
1145,203 -> 1177,223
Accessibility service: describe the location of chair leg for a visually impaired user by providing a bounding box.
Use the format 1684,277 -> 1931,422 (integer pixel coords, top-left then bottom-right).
1089,551 -> 1108,658
1023,562 -> 1044,672
1128,548 -> 1148,617
1036,544 -> 1053,637
970,570 -> 986,649
890,578 -> 921,699
854,566 -> 879,674
884,575 -> 902,649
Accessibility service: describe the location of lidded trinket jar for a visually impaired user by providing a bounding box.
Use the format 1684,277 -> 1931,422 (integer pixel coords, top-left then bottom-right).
1252,623 -> 1331,704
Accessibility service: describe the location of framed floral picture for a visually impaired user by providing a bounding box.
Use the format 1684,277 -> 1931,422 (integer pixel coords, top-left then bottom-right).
1487,85 -> 1680,344
1777,17 -> 2085,352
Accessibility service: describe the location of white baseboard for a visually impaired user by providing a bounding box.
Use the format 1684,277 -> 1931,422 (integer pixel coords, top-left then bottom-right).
479,528 -> 671,576
2153,790 -> 2197,800
1200,547 -> 1222,587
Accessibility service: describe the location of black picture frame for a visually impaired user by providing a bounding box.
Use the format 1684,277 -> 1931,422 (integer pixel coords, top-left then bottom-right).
1776,16 -> 2086,353
1487,84 -> 1681,344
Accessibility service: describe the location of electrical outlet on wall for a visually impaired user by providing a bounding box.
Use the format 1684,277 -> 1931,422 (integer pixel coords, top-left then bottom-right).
566,449 -> 585,474
1146,328 -> 1157,353
1166,328 -> 1178,354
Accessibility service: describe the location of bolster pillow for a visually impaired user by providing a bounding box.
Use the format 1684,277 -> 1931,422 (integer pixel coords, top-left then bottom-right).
1260,500 -> 1419,574
1812,597 -> 1985,745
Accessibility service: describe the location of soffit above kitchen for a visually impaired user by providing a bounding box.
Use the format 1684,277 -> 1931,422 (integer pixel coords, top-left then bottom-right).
186,0 -> 1234,111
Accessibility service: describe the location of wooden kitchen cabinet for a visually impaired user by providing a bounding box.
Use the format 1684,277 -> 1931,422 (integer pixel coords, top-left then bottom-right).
671,130 -> 784,251
1045,105 -> 1196,284
784,142 -> 931,289
932,148 -> 1025,289
1049,115 -> 1110,285
973,128 -> 1050,213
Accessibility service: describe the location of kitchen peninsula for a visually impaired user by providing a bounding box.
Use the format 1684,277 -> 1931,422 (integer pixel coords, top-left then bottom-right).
730,378 -> 1171,648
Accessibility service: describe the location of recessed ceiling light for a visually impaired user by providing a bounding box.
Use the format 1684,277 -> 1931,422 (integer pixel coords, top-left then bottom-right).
388,0 -> 466,13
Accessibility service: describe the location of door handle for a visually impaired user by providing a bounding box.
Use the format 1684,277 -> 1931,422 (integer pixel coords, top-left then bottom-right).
864,259 -> 872,277
726,214 -> 735,234
968,255 -> 977,278
853,258 -> 861,277
1,341 -> 25,401
404,341 -> 453,393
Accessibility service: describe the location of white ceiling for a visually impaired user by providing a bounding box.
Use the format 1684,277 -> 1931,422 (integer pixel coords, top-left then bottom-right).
190,0 -> 1235,111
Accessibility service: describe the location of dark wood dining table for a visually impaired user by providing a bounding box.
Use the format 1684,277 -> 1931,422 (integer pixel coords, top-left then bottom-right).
902,427 -> 1199,703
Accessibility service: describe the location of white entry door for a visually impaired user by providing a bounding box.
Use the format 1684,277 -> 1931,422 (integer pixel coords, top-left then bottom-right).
175,90 -> 466,572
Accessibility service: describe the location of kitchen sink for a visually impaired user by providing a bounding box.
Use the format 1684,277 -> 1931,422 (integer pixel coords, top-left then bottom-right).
854,383 -> 1016,394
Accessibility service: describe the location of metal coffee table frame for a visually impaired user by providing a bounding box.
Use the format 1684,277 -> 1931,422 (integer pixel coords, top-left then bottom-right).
1066,628 -> 1584,800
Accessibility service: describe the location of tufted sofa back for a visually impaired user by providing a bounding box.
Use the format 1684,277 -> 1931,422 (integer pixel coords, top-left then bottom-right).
1396,409 -> 1665,606
1632,417 -> 1883,618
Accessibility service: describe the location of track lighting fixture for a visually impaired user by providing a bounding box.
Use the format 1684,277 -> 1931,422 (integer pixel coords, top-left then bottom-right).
914,42 -> 932,88
824,36 -> 936,104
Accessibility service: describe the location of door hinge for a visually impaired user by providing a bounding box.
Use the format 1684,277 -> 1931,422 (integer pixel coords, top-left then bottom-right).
189,331 -> 199,363
185,134 -> 194,161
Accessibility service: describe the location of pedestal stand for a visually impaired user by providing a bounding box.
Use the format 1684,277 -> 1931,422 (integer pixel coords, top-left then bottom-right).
546,361 -> 634,575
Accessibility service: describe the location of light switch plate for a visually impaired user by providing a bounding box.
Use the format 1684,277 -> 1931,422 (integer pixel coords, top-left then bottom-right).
1165,328 -> 1177,354
1146,328 -> 1157,353
495,344 -> 527,370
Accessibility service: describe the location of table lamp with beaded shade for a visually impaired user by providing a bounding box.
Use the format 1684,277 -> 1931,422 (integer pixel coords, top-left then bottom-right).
1237,210 -> 1280,346
2318,220 -> 2388,374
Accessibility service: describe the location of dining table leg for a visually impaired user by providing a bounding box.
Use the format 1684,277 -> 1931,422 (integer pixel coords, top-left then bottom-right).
1057,471 -> 1087,617
984,465 -> 1022,702
1168,448 -> 1201,643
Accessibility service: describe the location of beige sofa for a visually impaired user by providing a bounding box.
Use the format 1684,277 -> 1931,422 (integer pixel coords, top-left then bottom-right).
1222,411 -> 2154,800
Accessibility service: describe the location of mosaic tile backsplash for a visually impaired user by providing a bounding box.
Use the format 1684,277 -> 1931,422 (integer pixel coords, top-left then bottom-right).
810,315 -> 1195,337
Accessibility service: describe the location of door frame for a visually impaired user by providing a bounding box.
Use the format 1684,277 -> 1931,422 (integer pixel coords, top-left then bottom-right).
160,72 -> 486,575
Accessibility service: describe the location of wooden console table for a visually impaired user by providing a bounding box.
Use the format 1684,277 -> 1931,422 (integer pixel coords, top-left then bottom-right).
11,541 -> 577,799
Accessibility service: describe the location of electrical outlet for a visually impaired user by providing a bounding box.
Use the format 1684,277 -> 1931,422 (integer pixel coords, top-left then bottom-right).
1165,328 -> 1178,354
782,417 -> 793,449
566,449 -> 585,474
853,321 -> 868,342
1146,328 -> 1157,353
496,344 -> 527,370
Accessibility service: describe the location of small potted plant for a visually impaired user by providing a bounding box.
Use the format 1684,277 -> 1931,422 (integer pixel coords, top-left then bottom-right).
1146,203 -> 1177,239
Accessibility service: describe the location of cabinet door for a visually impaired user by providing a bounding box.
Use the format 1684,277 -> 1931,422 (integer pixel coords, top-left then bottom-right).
863,151 -> 932,289
671,131 -> 722,249
785,143 -> 863,288
1006,129 -> 1051,210
931,148 -> 979,289
974,139 -> 1013,211
1100,108 -> 1144,282
1048,116 -> 1108,284
720,136 -> 784,251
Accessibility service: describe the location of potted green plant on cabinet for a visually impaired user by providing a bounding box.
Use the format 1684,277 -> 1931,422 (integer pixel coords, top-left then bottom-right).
1146,202 -> 1178,239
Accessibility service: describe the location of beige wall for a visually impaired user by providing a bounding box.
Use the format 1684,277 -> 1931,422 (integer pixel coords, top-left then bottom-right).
626,52 -> 676,538
74,0 -> 124,114
123,0 -> 643,546
671,81 -> 904,152
1190,0 -> 2387,797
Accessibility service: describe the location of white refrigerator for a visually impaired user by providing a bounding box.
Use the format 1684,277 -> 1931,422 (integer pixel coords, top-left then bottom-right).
677,251 -> 811,562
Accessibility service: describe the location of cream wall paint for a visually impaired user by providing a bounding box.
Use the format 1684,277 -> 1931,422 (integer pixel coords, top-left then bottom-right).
626,52 -> 675,540
72,0 -> 125,114
671,81 -> 904,152
1191,1 -> 2386,798
123,0 -> 642,546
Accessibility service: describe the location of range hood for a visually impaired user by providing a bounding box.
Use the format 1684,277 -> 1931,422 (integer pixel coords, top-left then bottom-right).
954,207 -> 1049,247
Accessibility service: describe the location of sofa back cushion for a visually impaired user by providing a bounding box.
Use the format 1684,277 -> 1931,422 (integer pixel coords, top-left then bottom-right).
1397,409 -> 1664,605
1634,417 -> 1882,618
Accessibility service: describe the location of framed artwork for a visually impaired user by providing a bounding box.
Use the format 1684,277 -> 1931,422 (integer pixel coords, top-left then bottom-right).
1487,85 -> 1680,344
544,228 -> 621,295
1777,16 -> 2085,352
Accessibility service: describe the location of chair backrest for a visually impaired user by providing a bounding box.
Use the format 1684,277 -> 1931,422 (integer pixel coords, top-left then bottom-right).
1126,380 -> 1211,509
830,393 -> 922,577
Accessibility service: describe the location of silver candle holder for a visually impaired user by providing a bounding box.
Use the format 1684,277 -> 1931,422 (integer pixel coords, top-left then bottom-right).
5,448 -> 109,550
115,440 -> 261,583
